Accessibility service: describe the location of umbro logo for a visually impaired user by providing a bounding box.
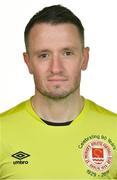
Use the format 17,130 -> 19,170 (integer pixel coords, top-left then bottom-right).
12,151 -> 30,165
12,151 -> 30,160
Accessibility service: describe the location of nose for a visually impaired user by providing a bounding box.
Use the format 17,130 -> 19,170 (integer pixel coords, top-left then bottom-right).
50,55 -> 63,74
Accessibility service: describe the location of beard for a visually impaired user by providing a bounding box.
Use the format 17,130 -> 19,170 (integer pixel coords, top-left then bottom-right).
34,73 -> 81,100
36,83 -> 80,100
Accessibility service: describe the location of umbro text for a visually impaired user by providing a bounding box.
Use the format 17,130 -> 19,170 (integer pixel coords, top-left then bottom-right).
13,160 -> 28,165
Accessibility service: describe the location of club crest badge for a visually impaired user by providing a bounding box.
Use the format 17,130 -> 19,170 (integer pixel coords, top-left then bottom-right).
83,139 -> 112,172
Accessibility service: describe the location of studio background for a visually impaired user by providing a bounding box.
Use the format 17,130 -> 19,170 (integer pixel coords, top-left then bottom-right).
0,0 -> 117,113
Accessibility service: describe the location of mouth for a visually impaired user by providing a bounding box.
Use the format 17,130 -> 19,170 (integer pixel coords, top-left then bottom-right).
48,79 -> 67,81
47,78 -> 68,86
48,78 -> 68,83
48,76 -> 68,82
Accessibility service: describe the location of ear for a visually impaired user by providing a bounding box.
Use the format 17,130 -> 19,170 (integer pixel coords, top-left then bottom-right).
81,47 -> 90,71
23,52 -> 33,74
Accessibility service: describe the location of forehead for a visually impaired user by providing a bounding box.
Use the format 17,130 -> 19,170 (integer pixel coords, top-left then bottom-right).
28,23 -> 82,51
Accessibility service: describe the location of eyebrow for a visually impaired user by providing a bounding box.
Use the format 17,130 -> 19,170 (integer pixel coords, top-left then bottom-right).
34,49 -> 50,55
62,47 -> 79,51
33,46 -> 79,55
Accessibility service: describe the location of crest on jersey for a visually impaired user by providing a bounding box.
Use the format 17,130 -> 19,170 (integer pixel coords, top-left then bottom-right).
83,140 -> 112,172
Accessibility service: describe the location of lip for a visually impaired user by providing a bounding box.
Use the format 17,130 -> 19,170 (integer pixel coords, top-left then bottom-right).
48,79 -> 67,81
48,76 -> 68,81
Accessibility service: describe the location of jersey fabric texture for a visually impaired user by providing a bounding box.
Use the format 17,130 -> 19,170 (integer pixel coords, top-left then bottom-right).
0,98 -> 117,179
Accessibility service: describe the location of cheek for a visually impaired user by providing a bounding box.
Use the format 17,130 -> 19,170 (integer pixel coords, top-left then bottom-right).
32,64 -> 44,76
32,67 -> 42,81
33,66 -> 47,84
68,63 -> 81,77
73,69 -> 81,82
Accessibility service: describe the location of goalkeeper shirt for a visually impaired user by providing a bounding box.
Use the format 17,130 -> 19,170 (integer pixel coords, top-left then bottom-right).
0,97 -> 117,179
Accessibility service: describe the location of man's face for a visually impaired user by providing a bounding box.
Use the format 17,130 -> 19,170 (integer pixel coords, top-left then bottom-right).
24,23 -> 89,99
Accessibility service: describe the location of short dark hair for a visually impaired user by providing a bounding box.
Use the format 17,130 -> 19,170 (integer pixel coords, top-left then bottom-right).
24,5 -> 84,52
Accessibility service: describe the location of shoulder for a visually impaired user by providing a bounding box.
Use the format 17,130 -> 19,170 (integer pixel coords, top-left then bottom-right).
0,99 -> 30,120
86,99 -> 117,119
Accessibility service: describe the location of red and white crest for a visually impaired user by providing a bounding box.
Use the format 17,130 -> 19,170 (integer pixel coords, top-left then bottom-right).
83,140 -> 112,172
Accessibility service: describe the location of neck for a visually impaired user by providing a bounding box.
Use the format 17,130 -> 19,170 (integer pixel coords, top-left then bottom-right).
31,90 -> 84,123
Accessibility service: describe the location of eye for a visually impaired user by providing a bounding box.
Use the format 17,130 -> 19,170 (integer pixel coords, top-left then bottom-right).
63,51 -> 73,56
38,53 -> 49,59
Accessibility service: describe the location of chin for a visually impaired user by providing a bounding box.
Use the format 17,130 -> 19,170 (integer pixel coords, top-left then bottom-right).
37,84 -> 79,99
42,89 -> 73,100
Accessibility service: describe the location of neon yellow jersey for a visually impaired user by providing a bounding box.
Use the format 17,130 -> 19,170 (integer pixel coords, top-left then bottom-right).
0,98 -> 117,179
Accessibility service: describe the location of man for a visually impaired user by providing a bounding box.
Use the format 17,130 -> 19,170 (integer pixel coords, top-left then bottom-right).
0,5 -> 117,179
